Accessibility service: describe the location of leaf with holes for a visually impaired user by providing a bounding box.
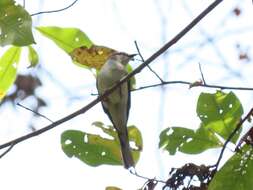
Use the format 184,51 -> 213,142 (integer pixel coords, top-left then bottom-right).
197,91 -> 243,143
179,125 -> 223,154
159,126 -> 222,155
61,122 -> 142,167
27,46 -> 39,68
70,45 -> 117,70
0,0 -> 35,46
92,121 -> 143,159
209,145 -> 253,190
159,127 -> 194,155
36,26 -> 93,53
61,130 -> 121,166
91,122 -> 143,163
0,46 -> 22,100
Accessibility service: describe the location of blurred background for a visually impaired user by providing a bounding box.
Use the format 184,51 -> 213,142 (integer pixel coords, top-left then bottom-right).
0,0 -> 253,189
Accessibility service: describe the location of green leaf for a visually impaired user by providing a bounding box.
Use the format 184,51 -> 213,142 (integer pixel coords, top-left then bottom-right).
27,46 -> 39,68
61,129 -> 121,166
180,126 -> 223,154
197,91 -> 243,143
61,122 -> 142,167
209,145 -> 253,190
159,127 -> 194,155
0,0 -> 35,46
36,26 -> 93,53
159,91 -> 243,155
0,46 -> 22,100
159,126 -> 222,155
92,122 -> 143,161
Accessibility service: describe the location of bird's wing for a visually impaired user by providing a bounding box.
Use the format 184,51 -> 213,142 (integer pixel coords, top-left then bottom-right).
126,80 -> 131,122
96,78 -> 116,127
96,68 -> 130,129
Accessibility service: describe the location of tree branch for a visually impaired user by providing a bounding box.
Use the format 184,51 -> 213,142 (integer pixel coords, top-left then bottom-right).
0,143 -> 15,159
0,0 -> 224,150
132,80 -> 253,92
130,170 -> 166,184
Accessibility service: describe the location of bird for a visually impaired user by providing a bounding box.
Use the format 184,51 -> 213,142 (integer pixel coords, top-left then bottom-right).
96,52 -> 136,169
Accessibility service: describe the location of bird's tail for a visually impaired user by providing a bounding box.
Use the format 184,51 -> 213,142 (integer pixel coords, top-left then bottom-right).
117,131 -> 135,169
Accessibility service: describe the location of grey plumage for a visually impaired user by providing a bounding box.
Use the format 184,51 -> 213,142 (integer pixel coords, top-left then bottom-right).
96,52 -> 135,169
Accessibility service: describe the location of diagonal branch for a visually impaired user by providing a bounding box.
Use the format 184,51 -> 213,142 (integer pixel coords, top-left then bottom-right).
0,0 -> 224,150
17,103 -> 54,123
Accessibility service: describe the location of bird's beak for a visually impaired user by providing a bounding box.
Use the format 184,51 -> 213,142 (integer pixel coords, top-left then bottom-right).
128,54 -> 137,60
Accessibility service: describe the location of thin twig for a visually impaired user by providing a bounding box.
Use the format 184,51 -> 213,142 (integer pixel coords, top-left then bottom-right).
23,0 -> 25,8
134,41 -> 164,83
132,80 -> 253,92
187,177 -> 193,188
0,0 -> 224,151
0,143 -> 15,159
30,0 -> 79,16
133,41 -> 145,62
91,80 -> 253,96
214,107 -> 253,171
198,62 -> 206,85
130,170 -> 166,184
17,103 -> 54,123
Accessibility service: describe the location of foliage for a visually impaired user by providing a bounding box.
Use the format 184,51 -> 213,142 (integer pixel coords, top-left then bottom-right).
61,122 -> 142,167
36,26 -> 93,53
158,91 -> 247,189
197,91 -> 243,143
0,0 -> 34,46
162,163 -> 215,190
159,91 -> 243,155
159,126 -> 222,155
1,22 -> 136,99
0,46 -> 21,99
105,187 -> 122,190
70,45 -> 117,70
209,145 -> 253,190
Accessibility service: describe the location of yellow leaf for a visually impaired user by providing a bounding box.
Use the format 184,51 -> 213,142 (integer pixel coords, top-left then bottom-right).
105,186 -> 122,190
70,45 -> 117,70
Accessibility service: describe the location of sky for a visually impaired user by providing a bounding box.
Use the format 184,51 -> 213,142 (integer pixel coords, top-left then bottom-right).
0,0 -> 253,189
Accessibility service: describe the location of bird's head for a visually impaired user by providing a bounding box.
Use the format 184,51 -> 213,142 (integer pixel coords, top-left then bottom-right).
109,52 -> 136,65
